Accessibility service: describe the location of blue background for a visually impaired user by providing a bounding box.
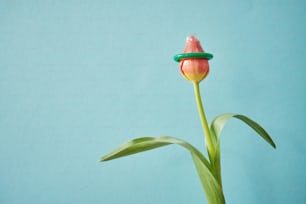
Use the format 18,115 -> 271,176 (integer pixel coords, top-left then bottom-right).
1,0 -> 305,203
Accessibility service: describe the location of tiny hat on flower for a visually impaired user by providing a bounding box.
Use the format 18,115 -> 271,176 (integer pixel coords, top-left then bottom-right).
174,35 -> 213,83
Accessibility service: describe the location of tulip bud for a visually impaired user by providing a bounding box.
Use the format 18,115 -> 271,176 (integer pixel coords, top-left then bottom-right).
174,36 -> 213,83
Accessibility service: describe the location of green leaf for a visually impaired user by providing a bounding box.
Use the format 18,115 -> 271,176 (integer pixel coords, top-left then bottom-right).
100,137 -> 170,161
100,136 -> 225,204
210,113 -> 276,149
192,153 -> 226,204
209,114 -> 276,190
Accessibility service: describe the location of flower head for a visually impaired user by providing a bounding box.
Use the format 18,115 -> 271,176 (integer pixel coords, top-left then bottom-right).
174,35 -> 213,83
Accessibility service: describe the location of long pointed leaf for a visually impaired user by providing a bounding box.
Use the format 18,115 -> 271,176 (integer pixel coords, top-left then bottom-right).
100,137 -> 170,161
209,114 -> 276,191
192,153 -> 226,204
100,136 -> 225,204
210,114 -> 276,149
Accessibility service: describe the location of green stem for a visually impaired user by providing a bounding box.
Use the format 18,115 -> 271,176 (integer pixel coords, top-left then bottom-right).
192,82 -> 215,160
193,82 -> 224,191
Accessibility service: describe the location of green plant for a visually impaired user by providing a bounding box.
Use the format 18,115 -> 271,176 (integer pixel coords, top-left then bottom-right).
100,35 -> 276,204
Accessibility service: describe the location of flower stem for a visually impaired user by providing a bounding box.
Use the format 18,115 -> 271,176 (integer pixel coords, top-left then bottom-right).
193,82 -> 224,192
192,82 -> 215,162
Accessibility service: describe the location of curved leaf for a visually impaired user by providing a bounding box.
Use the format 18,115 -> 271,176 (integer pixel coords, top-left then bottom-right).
209,114 -> 276,190
210,114 -> 276,149
100,137 -> 170,161
100,136 -> 225,204
192,152 -> 226,204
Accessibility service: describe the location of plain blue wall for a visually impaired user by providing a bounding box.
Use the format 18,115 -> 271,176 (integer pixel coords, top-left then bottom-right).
1,0 -> 306,203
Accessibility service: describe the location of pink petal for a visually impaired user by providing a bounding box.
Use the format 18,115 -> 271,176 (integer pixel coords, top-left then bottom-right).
183,35 -> 205,53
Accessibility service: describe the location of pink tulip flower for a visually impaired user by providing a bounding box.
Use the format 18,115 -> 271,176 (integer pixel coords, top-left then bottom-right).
180,35 -> 210,83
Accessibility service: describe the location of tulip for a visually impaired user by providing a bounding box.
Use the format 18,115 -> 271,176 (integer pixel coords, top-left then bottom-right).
101,35 -> 276,204
175,35 -> 215,168
178,35 -> 211,83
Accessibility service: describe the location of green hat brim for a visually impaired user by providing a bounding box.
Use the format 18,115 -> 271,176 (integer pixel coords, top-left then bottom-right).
174,52 -> 213,62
